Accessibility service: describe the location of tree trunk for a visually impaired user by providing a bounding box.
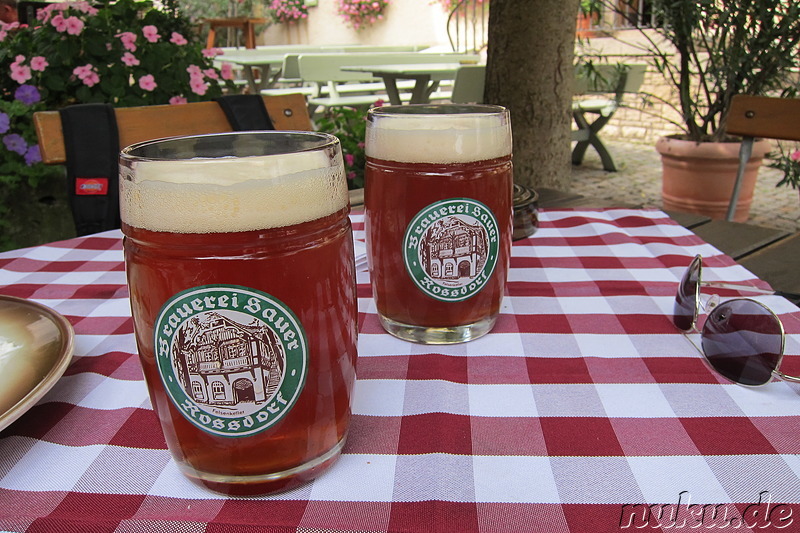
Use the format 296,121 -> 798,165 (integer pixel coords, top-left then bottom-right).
485,0 -> 579,190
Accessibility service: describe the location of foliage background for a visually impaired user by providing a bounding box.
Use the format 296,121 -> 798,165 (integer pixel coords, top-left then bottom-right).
0,0 -> 235,251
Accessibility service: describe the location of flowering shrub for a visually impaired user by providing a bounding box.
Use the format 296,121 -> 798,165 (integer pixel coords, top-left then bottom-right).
315,101 -> 385,190
336,0 -> 389,30
269,0 -> 310,24
767,142 -> 800,190
0,0 -> 236,249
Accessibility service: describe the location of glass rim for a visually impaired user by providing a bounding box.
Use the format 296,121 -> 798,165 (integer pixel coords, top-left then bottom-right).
120,130 -> 339,163
368,103 -> 508,119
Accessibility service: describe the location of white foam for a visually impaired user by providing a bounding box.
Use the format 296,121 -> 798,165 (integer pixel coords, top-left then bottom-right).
365,112 -> 512,164
120,150 -> 348,234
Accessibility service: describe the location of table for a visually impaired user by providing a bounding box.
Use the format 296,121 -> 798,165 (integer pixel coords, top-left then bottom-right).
218,52 -> 289,93
342,63 -> 465,105
533,188 -> 800,303
2,209 -> 800,532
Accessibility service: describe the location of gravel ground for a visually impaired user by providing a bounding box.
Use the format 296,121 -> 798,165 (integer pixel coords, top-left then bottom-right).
570,139 -> 800,233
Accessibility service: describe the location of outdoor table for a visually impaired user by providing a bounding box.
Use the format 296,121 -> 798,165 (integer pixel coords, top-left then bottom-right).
218,52 -> 289,93
341,63 -> 466,105
2,208 -> 800,532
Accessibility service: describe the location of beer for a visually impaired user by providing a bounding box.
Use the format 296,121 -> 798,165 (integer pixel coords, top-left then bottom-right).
365,105 -> 513,344
121,132 -> 357,495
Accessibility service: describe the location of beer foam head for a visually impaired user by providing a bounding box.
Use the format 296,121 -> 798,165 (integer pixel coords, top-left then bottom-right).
365,104 -> 512,164
120,132 -> 348,234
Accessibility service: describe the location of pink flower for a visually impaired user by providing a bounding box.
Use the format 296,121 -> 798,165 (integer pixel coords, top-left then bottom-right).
203,68 -> 219,80
73,64 -> 92,79
65,16 -> 84,35
36,6 -> 53,22
10,63 -> 32,84
121,52 -> 140,67
50,14 -> 67,32
169,32 -> 188,46
138,74 -> 157,91
189,77 -> 208,96
186,64 -> 203,78
142,25 -> 160,43
169,96 -> 188,105
73,1 -> 98,15
220,63 -> 234,80
373,99 -> 385,107
30,56 -> 48,71
791,150 -> 800,162
202,47 -> 224,58
344,153 -> 355,166
117,32 -> 137,52
82,71 -> 100,87
73,64 -> 99,87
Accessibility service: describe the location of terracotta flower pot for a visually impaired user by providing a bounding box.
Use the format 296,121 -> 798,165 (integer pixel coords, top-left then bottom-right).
656,136 -> 770,222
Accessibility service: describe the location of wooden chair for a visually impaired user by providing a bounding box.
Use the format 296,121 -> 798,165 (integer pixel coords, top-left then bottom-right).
571,63 -> 647,172
202,17 -> 268,50
725,94 -> 800,221
33,93 -> 312,165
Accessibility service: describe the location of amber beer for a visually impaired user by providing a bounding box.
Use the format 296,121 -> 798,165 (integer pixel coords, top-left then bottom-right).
120,132 -> 357,496
365,105 -> 513,344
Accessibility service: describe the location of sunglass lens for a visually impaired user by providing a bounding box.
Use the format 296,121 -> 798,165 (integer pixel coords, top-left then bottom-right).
701,300 -> 783,386
673,256 -> 700,331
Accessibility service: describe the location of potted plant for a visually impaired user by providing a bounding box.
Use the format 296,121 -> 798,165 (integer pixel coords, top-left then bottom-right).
577,0 -> 602,39
600,0 -> 800,221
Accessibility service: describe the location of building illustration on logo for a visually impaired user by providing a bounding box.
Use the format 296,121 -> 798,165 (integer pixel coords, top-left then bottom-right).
419,216 -> 488,284
170,311 -> 285,412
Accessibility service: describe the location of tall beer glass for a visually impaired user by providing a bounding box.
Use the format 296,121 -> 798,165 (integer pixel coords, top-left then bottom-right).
365,104 -> 513,344
120,132 -> 357,496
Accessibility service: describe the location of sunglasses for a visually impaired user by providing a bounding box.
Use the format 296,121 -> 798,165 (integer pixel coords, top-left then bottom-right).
673,255 -> 800,387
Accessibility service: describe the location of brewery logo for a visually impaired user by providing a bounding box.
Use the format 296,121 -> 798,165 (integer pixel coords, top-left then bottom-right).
154,285 -> 307,438
403,198 -> 499,302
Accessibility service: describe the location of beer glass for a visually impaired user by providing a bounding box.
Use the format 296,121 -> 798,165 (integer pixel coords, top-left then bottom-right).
364,104 -> 513,344
120,131 -> 357,496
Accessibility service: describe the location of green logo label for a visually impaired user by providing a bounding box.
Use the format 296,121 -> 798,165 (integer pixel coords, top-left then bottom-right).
154,285 -> 307,438
403,198 -> 499,302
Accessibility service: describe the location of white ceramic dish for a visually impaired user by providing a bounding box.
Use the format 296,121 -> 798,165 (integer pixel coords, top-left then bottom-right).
0,294 -> 75,432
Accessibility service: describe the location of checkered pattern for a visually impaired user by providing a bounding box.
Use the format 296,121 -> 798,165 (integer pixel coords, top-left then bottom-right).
2,210 -> 800,533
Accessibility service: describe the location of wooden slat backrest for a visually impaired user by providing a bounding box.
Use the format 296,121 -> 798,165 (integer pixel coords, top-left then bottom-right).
574,64 -> 646,96
450,65 -> 486,104
33,93 -> 312,165
726,95 -> 800,141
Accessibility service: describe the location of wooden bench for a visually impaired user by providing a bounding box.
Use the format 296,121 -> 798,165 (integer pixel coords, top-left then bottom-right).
294,52 -> 479,114
32,94 -> 312,165
572,63 -> 647,172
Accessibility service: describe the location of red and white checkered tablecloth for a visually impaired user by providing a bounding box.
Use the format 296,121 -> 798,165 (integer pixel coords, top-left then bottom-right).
1,209 -> 800,533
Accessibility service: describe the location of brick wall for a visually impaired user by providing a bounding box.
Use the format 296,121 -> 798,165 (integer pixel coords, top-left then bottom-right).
605,65 -> 683,145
